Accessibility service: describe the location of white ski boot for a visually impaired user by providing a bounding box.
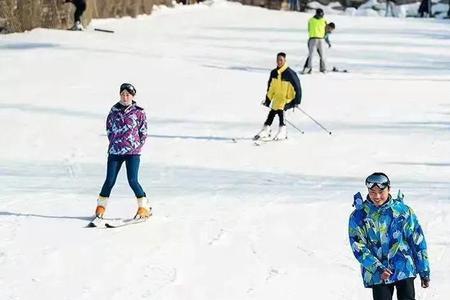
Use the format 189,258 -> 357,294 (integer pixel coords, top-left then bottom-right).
94,196 -> 108,218
253,125 -> 271,140
301,68 -> 312,75
273,125 -> 287,140
134,197 -> 152,219
69,21 -> 83,31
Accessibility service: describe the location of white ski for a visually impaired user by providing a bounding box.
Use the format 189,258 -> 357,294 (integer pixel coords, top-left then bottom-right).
104,218 -> 148,228
254,137 -> 287,146
87,216 -> 105,228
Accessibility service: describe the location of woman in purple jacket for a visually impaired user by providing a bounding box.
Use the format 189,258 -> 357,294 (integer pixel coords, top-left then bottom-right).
95,83 -> 151,219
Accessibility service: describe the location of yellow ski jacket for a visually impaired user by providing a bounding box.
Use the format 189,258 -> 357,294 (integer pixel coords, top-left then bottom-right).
264,64 -> 302,111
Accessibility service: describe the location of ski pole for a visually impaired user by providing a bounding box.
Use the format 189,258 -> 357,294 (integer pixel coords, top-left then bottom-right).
296,107 -> 332,135
285,118 -> 304,134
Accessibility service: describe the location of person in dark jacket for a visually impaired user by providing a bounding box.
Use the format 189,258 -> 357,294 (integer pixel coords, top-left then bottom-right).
349,172 -> 430,300
254,52 -> 302,141
64,0 -> 87,31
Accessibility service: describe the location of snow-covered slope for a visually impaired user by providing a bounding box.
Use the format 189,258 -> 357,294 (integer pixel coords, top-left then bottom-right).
0,2 -> 449,299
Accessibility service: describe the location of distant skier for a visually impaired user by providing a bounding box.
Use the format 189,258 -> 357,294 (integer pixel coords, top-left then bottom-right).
95,83 -> 151,220
254,52 -> 302,141
385,0 -> 398,17
289,0 -> 299,11
301,9 -> 328,74
302,22 -> 335,72
64,0 -> 86,31
348,172 -> 430,300
418,0 -> 431,17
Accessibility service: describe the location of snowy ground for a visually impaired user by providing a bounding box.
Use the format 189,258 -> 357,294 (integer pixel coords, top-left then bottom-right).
0,1 -> 450,299
311,0 -> 450,19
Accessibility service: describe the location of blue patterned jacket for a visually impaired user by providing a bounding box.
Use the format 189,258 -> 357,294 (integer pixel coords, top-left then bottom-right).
348,191 -> 430,287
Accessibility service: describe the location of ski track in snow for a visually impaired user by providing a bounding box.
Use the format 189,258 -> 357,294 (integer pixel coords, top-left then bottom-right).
1,1 -> 450,299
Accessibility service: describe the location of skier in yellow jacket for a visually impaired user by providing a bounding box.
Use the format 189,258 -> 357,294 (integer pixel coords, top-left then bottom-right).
302,9 -> 328,74
254,52 -> 302,141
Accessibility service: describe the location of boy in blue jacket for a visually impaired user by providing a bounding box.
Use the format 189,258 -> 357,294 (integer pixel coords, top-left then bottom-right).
348,172 -> 430,300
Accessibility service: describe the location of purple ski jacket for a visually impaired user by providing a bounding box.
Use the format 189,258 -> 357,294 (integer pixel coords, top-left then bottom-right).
106,101 -> 148,155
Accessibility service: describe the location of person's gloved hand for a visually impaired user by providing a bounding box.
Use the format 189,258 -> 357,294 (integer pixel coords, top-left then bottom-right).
261,99 -> 270,107
421,277 -> 430,288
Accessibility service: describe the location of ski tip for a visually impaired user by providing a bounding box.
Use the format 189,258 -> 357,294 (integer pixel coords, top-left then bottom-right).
86,216 -> 105,228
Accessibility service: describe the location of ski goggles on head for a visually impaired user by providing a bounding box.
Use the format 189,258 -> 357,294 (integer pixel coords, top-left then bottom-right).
119,83 -> 136,96
365,173 -> 390,190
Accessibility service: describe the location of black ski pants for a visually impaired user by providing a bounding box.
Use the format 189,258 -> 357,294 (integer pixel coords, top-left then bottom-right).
418,0 -> 430,17
68,0 -> 87,22
264,109 -> 285,126
372,278 -> 415,300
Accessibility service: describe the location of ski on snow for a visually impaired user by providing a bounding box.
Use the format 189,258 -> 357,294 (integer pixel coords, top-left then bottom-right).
104,218 -> 148,228
253,137 -> 287,146
87,216 -> 106,228
87,217 -> 148,228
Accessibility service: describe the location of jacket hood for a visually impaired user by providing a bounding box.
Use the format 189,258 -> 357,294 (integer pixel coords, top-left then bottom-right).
111,101 -> 143,112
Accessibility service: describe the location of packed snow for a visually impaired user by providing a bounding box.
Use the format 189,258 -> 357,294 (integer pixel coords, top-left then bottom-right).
308,0 -> 449,18
0,1 -> 449,299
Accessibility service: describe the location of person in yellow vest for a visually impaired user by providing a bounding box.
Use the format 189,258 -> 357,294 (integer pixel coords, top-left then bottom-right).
254,52 -> 302,141
302,9 -> 328,74
302,22 -> 335,72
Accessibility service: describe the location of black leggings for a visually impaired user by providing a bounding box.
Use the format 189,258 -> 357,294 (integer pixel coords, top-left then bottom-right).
372,278 -> 415,300
264,109 -> 285,126
73,0 -> 87,22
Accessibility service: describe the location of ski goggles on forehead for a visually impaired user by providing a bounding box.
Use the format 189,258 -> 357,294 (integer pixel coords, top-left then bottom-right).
365,173 -> 390,190
120,83 -> 136,95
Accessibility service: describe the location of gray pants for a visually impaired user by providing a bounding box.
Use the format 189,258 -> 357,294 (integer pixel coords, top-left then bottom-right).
306,38 -> 326,72
385,1 -> 397,17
